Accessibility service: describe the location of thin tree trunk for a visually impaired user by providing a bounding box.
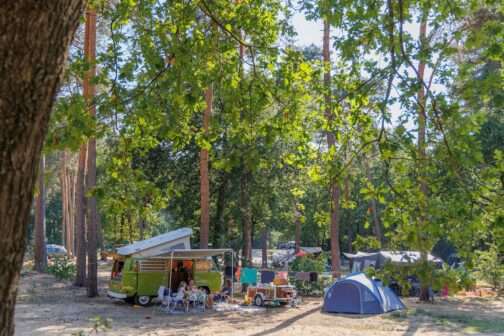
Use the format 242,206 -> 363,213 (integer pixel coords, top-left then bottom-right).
212,174 -> 228,248
323,19 -> 341,278
74,144 -> 87,287
199,86 -> 212,249
364,159 -> 382,243
294,206 -> 301,254
240,171 -> 252,266
69,169 -> 76,255
60,154 -> 67,252
261,228 -> 268,268
417,12 -> 430,302
0,2 -> 86,334
84,8 -> 98,298
34,155 -> 47,272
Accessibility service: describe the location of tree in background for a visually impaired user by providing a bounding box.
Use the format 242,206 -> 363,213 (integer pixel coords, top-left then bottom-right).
34,155 -> 48,273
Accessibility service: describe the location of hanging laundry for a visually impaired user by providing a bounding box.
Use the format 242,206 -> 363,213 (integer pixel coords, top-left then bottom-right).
261,270 -> 275,283
240,267 -> 257,285
309,272 -> 318,282
295,272 -> 310,281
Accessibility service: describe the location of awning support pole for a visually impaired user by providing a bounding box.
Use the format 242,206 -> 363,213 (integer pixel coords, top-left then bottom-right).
168,251 -> 174,294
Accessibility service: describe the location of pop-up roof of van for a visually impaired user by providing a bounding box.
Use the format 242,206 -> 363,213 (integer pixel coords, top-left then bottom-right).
116,228 -> 192,257
149,248 -> 233,260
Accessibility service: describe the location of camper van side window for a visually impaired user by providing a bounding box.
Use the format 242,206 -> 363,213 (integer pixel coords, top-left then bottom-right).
111,260 -> 124,279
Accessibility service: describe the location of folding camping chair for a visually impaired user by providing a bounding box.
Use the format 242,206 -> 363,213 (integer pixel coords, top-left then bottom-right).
188,291 -> 207,312
170,289 -> 189,313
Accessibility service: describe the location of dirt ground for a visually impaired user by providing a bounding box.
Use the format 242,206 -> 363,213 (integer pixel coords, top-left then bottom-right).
14,262 -> 504,336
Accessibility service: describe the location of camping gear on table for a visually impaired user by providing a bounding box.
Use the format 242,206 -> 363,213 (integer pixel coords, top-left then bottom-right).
323,273 -> 405,314
247,284 -> 297,307
261,270 -> 275,284
273,271 -> 288,285
240,267 -> 258,285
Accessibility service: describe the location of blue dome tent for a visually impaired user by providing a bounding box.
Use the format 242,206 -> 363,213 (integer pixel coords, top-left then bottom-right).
323,273 -> 405,314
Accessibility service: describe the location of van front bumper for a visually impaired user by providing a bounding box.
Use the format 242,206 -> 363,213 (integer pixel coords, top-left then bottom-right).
107,290 -> 128,299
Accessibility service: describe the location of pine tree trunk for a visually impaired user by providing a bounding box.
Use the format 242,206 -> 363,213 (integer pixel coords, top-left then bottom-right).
199,86 -> 212,249
294,207 -> 301,254
34,155 -> 47,272
212,174 -> 228,248
0,2 -> 86,334
261,229 -> 268,268
240,171 -> 252,266
323,19 -> 341,278
60,154 -> 67,252
417,13 -> 430,302
84,8 -> 98,298
364,159 -> 382,243
74,144 -> 87,287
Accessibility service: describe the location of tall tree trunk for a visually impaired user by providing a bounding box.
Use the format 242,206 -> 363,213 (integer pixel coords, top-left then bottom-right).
69,168 -> 76,255
294,206 -> 301,254
212,174 -> 228,248
74,144 -> 87,287
364,159 -> 382,243
34,155 -> 47,272
84,8 -> 98,298
417,12 -> 430,302
261,228 -> 268,268
0,2 -> 86,334
240,171 -> 252,266
323,19 -> 341,278
60,154 -> 67,252
199,86 -> 212,249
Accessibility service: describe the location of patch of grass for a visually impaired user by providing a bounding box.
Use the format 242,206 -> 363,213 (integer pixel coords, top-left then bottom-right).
412,308 -> 504,334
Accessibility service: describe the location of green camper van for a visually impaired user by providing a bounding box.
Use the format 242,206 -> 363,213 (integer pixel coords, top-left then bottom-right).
107,254 -> 224,306
106,228 -> 233,306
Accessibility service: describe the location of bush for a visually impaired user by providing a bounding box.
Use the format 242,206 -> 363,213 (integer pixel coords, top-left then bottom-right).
290,254 -> 326,273
47,256 -> 76,280
474,244 -> 504,290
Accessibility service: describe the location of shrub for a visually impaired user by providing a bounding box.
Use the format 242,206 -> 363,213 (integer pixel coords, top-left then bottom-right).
474,244 -> 504,290
47,256 -> 76,280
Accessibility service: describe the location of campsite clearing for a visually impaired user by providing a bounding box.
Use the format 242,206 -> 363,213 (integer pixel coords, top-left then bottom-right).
15,262 -> 504,336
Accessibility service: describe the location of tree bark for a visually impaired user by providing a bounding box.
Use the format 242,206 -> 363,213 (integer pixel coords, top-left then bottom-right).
0,1 -> 86,334
417,12 -> 430,302
240,171 -> 252,267
364,158 -> 382,243
294,206 -> 301,254
261,228 -> 268,268
34,155 -> 47,272
199,86 -> 212,249
84,8 -> 98,298
74,143 -> 87,287
323,19 -> 341,278
212,173 -> 228,248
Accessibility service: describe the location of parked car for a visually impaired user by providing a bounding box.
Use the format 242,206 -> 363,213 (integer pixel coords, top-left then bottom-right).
46,244 -> 67,257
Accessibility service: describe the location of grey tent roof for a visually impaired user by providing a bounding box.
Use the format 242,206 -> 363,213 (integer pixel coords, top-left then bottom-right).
344,250 -> 442,266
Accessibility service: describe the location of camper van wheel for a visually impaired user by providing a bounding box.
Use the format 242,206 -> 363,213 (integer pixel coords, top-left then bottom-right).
135,295 -> 151,306
254,295 -> 264,307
